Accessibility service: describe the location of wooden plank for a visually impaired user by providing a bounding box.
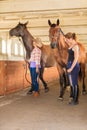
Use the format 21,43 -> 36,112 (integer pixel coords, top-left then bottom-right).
0,0 -> 87,13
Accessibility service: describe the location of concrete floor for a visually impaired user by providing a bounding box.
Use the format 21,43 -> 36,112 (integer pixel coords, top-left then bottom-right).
0,80 -> 87,130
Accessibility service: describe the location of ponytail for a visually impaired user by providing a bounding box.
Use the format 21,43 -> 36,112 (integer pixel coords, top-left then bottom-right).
72,33 -> 76,40
65,32 -> 77,40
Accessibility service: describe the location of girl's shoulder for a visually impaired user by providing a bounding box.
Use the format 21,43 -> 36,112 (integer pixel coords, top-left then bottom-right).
72,44 -> 79,51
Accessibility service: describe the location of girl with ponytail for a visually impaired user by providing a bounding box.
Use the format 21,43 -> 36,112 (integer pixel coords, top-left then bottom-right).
65,32 -> 79,105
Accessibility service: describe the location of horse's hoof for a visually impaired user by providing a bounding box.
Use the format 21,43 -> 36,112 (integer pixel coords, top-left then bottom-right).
82,91 -> 87,95
69,97 -> 73,104
27,88 -> 33,95
27,91 -> 33,95
58,97 -> 63,101
45,87 -> 49,93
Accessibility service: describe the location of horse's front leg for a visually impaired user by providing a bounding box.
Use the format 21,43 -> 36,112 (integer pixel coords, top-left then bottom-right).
58,72 -> 67,100
63,72 -> 73,99
39,67 -> 49,92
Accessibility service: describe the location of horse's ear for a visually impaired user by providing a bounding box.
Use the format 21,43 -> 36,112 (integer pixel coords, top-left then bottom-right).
19,21 -> 21,24
25,21 -> 28,26
57,19 -> 60,25
48,20 -> 52,26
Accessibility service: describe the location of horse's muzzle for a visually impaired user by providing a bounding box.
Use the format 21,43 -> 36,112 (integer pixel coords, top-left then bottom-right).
9,30 -> 14,36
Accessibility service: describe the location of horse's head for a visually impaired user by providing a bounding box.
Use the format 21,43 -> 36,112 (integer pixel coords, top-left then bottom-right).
9,21 -> 35,59
48,19 -> 65,49
9,21 -> 28,37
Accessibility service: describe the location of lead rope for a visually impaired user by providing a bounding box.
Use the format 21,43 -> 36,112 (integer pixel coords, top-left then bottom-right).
25,60 -> 32,85
19,37 -> 32,85
60,28 -> 65,36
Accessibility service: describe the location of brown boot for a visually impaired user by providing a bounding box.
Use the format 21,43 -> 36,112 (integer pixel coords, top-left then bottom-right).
34,92 -> 39,97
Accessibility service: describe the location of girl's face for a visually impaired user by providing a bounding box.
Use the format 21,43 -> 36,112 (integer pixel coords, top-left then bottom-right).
65,38 -> 72,46
33,41 -> 37,47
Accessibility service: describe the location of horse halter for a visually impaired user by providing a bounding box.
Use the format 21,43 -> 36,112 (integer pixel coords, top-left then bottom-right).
50,28 -> 65,49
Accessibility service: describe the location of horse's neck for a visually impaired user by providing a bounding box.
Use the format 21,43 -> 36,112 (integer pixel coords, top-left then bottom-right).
58,39 -> 68,51
58,34 -> 68,49
57,37 -> 68,66
22,30 -> 34,59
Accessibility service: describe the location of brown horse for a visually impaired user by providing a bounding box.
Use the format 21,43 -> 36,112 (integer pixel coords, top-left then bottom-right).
48,19 -> 87,97
9,22 -> 63,93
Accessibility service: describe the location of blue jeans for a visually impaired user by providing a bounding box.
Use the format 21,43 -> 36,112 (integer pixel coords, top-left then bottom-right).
30,68 -> 40,92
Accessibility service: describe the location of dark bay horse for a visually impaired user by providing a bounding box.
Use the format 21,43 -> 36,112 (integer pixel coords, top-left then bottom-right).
9,22 -> 62,93
48,19 -> 87,97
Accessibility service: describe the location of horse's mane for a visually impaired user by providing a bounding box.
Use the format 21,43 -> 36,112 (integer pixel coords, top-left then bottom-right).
58,34 -> 68,50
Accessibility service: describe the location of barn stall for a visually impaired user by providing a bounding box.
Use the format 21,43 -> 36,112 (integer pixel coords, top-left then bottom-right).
0,0 -> 87,130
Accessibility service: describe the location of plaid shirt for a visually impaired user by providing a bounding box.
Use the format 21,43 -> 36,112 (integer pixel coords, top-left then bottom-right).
29,47 -> 41,66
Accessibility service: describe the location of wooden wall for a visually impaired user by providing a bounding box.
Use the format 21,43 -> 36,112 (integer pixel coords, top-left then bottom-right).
0,61 -> 28,95
0,61 -> 58,96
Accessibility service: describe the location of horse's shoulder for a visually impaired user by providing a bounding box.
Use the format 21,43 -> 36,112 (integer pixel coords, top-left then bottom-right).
42,44 -> 50,50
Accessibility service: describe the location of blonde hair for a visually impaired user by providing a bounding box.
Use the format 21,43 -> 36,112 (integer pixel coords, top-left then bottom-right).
65,32 -> 77,40
33,38 -> 42,48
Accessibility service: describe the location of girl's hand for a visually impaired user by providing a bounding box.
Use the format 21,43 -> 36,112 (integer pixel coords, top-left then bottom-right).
25,59 -> 28,63
36,67 -> 39,73
67,68 -> 72,73
25,59 -> 30,63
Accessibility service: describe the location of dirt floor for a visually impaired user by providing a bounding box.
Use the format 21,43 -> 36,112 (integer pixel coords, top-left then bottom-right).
0,79 -> 87,130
